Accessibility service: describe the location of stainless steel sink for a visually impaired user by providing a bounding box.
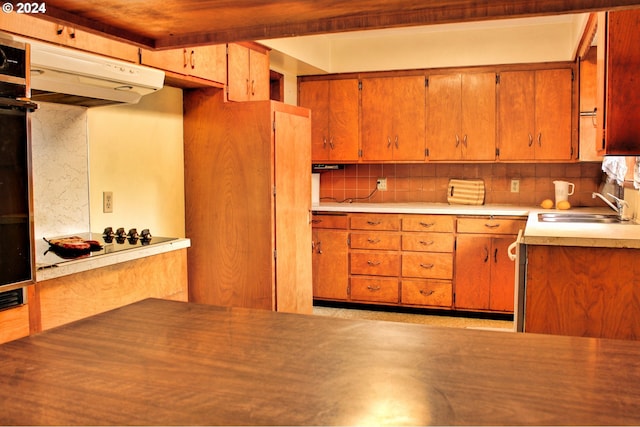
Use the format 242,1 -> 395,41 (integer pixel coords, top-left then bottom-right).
538,212 -> 625,224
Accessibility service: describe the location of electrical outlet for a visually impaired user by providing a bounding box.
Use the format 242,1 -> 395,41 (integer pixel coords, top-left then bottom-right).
377,178 -> 387,191
510,179 -> 520,193
103,191 -> 113,213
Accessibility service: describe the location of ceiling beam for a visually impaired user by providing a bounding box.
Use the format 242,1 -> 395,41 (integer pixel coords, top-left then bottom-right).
32,0 -> 640,49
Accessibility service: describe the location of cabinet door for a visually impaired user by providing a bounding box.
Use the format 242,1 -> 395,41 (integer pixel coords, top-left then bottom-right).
535,68 -> 573,160
0,13 -> 139,62
299,80 -> 331,161
312,229 -> 349,300
299,79 -> 359,162
274,110 -> 312,314
454,235 -> 491,310
600,9 -> 640,155
461,72 -> 496,160
361,77 -> 395,161
249,48 -> 270,101
489,236 -> 516,312
190,45 -> 227,83
392,76 -> 426,161
427,73 -> 462,160
497,71 -> 536,160
328,79 -> 360,162
227,43 -> 250,101
141,48 -> 187,75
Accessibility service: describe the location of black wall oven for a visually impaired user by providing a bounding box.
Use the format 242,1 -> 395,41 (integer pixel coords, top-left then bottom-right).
0,38 -> 37,295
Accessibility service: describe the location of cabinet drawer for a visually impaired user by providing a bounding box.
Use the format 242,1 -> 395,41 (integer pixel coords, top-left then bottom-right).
350,232 -> 401,250
402,233 -> 454,253
350,214 -> 400,231
402,253 -> 453,279
311,214 -> 348,229
351,277 -> 399,303
401,279 -> 452,307
457,217 -> 526,235
402,215 -> 455,232
350,252 -> 400,276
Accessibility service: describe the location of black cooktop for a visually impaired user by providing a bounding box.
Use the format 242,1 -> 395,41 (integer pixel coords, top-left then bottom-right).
36,232 -> 177,270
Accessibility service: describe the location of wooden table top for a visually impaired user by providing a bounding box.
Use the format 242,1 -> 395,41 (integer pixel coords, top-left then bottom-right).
1,298 -> 640,425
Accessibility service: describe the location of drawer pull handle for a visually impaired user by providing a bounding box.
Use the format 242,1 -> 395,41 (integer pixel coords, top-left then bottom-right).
311,219 -> 322,224
367,260 -> 381,266
367,285 -> 381,292
367,221 -> 381,226
419,240 -> 434,246
420,263 -> 434,269
419,222 -> 435,228
367,238 -> 381,244
484,223 -> 500,229
419,289 -> 435,297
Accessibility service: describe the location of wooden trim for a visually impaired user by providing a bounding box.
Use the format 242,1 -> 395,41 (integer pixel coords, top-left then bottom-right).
576,13 -> 599,60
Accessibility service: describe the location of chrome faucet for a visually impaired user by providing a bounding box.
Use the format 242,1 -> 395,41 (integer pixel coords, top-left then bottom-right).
592,192 -> 631,221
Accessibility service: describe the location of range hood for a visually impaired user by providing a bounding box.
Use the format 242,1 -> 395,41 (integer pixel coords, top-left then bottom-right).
28,41 -> 164,107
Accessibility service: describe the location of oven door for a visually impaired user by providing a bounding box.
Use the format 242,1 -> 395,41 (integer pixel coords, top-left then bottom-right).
0,100 -> 35,289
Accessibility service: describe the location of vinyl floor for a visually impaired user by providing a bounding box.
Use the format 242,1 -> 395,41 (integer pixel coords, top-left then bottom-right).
313,304 -> 513,331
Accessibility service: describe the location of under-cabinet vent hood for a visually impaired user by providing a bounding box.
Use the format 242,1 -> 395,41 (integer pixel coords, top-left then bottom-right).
28,41 -> 165,107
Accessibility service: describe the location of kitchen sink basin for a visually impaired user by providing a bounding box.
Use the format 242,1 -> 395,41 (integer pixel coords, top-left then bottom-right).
538,212 -> 625,224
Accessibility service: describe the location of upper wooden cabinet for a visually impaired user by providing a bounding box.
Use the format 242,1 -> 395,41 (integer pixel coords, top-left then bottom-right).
0,13 -> 138,62
226,43 -> 270,102
597,9 -> 640,155
140,45 -> 226,84
298,79 -> 359,162
427,72 -> 496,161
497,68 -> 574,161
360,75 -> 426,161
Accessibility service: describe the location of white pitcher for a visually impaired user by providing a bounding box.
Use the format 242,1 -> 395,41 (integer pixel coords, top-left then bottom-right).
553,180 -> 575,206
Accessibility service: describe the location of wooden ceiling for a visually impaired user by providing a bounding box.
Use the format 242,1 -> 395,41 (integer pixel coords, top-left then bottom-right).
39,0 -> 640,49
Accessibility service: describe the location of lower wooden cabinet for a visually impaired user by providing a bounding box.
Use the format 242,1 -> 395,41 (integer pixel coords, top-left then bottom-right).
312,228 -> 349,300
401,279 -> 452,307
351,277 -> 399,303
312,211 -> 524,314
525,245 -> 640,340
454,217 -> 525,312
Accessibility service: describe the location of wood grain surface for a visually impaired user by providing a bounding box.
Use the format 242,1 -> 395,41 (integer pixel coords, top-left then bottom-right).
1,298 -> 640,425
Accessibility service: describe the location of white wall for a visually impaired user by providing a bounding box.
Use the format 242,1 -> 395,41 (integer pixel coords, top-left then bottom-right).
87,87 -> 185,237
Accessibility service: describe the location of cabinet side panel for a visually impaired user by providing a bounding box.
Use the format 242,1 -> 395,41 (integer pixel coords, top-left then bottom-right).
274,110 -> 313,314
184,89 -> 273,309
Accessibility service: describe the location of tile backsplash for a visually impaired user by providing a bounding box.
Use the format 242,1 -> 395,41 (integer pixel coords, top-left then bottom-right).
31,103 -> 89,238
319,162 -> 605,207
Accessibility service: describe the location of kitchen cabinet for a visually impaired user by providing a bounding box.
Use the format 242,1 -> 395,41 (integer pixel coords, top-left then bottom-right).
360,75 -> 426,161
525,245 -> 640,340
0,288 -> 30,344
596,9 -> 640,155
400,215 -> 455,308
298,79 -> 360,162
455,217 -> 525,312
226,42 -> 270,102
349,213 -> 401,303
140,45 -> 226,85
427,72 -> 496,161
0,13 -> 138,62
184,89 -> 312,314
497,68 -> 574,161
579,47 -> 601,161
33,250 -> 188,332
312,214 -> 349,300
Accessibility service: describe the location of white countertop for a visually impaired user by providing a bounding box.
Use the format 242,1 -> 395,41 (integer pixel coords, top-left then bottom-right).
36,237 -> 191,282
522,208 -> 640,249
313,202 -> 530,216
313,203 -> 640,249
